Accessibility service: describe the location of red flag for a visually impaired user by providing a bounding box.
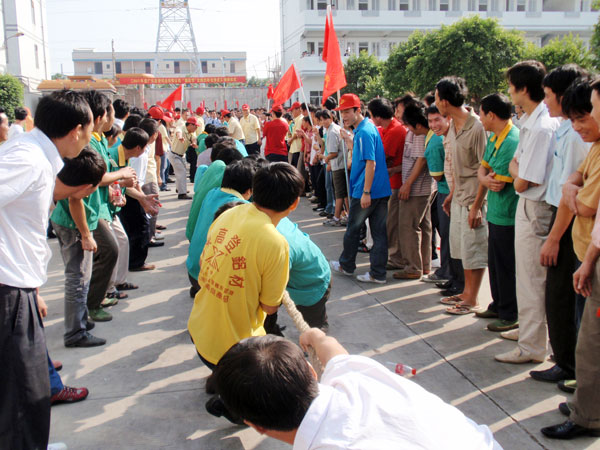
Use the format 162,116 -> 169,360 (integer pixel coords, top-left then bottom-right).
156,100 -> 162,106
267,84 -> 274,99
202,100 -> 205,109
272,64 -> 302,107
143,102 -> 148,110
236,100 -> 239,109
161,85 -> 183,111
214,100 -> 217,110
187,101 -> 192,111
322,8 -> 346,105
224,100 -> 227,110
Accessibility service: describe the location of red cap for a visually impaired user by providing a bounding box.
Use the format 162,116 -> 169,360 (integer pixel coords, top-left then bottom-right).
335,93 -> 361,111
195,106 -> 205,115
174,113 -> 181,120
242,103 -> 250,110
270,105 -> 283,114
148,106 -> 172,123
164,111 -> 174,120
290,101 -> 302,110
186,116 -> 198,126
221,109 -> 230,117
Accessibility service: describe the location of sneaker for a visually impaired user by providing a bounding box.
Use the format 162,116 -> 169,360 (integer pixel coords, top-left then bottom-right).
421,273 -> 449,283
100,297 -> 118,307
329,260 -> 353,276
500,328 -> 519,341
323,218 -> 343,227
431,258 -> 441,269
65,332 -> 106,348
309,196 -> 318,202
313,206 -> 325,212
89,308 -> 113,322
51,386 -> 89,405
494,347 -> 544,364
475,308 -> 499,319
487,319 -> 518,332
356,272 -> 386,284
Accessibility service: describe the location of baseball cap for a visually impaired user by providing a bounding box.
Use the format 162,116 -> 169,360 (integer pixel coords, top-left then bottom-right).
270,105 -> 283,114
186,116 -> 198,126
290,101 -> 302,110
242,104 -> 250,110
195,106 -> 205,115
335,93 -> 361,111
221,109 -> 230,117
148,106 -> 172,123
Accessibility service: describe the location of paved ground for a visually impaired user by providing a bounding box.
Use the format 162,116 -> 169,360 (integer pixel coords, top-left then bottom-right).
45,185 -> 600,450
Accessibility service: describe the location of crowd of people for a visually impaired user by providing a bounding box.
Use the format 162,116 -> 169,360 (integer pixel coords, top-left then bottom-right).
2,57 -> 600,449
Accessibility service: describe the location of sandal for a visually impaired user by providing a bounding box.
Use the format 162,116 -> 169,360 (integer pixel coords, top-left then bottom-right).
106,290 -> 128,300
115,282 -> 138,291
446,303 -> 478,315
440,295 -> 463,305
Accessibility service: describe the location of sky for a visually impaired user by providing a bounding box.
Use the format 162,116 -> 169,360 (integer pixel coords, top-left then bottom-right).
46,0 -> 281,78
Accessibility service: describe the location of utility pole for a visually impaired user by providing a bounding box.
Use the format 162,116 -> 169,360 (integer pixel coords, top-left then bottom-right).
155,0 -> 199,75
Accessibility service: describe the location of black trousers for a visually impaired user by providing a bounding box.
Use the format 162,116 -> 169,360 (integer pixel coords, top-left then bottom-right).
0,286 -> 50,450
245,142 -> 260,156
118,196 -> 150,270
266,153 -> 288,163
186,146 -> 197,183
88,219 -> 118,310
545,213 -> 577,375
430,191 -> 439,261
296,282 -> 331,331
487,223 -> 518,321
315,164 -> 327,208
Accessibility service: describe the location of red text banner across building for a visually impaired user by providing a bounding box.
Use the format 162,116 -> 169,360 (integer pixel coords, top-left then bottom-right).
117,76 -> 247,85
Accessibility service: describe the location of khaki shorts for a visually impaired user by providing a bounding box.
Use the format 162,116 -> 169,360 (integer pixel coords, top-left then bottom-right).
332,169 -> 348,199
449,201 -> 488,270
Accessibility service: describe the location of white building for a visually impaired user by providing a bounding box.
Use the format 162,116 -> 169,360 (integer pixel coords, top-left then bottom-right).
281,0 -> 600,104
72,49 -> 247,80
1,0 -> 51,107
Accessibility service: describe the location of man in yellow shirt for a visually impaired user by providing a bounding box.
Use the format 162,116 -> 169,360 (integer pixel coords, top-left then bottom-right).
222,109 -> 245,143
240,104 -> 261,156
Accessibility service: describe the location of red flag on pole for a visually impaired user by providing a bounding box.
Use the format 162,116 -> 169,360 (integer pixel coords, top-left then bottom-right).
267,84 -> 274,99
214,100 -> 217,110
143,102 -> 148,110
272,64 -> 302,107
187,101 -> 192,111
236,100 -> 239,109
224,100 -> 227,110
161,85 -> 183,111
322,8 -> 346,105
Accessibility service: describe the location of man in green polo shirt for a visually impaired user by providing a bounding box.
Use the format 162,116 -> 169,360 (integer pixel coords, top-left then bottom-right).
477,93 -> 520,332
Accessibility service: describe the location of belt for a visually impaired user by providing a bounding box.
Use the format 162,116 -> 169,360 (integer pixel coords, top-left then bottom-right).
171,150 -> 185,157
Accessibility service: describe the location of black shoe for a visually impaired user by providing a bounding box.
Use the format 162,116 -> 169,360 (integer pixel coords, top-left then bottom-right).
148,240 -> 165,247
159,186 -> 171,192
65,332 -> 106,348
319,211 -> 329,217
178,194 -> 192,200
166,178 -> 175,183
205,395 -> 246,425
559,402 -> 571,417
530,365 -> 574,383
313,206 -> 325,212
435,281 -> 452,289
86,320 -> 95,331
541,420 -> 600,440
439,287 -> 462,296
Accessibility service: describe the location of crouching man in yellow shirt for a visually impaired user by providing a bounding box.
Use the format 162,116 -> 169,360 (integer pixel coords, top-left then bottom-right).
187,162 -> 305,423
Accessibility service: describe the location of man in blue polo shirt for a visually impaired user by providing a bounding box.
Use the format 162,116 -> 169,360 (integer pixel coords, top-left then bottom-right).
330,93 -> 392,283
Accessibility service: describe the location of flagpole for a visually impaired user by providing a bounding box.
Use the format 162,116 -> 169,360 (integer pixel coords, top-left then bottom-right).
292,61 -> 313,127
336,89 -> 351,207
181,84 -> 185,112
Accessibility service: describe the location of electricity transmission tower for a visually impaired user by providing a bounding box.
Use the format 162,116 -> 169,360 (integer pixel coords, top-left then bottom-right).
155,0 -> 199,72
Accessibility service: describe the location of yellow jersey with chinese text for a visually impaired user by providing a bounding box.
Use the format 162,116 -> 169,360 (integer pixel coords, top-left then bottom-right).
187,203 -> 289,364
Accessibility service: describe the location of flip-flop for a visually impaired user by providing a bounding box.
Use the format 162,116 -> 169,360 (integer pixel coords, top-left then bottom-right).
107,290 -> 128,300
446,303 -> 478,315
440,295 -> 463,305
115,282 -> 138,291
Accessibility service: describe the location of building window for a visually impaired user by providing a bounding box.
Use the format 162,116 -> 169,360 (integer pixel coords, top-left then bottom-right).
174,61 -> 180,74
201,61 -> 207,73
166,63 -> 170,69
318,41 -> 324,56
31,0 -> 36,24
440,0 -> 448,10
317,0 -> 328,9
347,0 -> 355,8
358,0 -> 369,10
478,0 -> 487,10
359,41 -> 369,53
106,63 -> 110,69
307,41 -> 316,55
309,90 -> 323,105
212,63 -> 215,68
428,0 -> 437,9
399,0 -> 409,9
34,44 -> 39,69
516,0 -> 526,10
230,62 -> 235,73
94,62 -> 103,74
116,62 -> 122,74
145,61 -> 151,73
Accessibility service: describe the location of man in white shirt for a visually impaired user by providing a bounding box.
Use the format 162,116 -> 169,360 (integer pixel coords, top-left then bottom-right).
496,60 -> 560,364
7,106 -> 27,140
223,109 -> 245,143
240,104 -> 261,155
208,330 -> 503,450
0,90 -> 93,450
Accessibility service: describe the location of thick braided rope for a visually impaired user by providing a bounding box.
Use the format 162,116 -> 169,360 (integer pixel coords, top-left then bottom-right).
281,290 -> 324,378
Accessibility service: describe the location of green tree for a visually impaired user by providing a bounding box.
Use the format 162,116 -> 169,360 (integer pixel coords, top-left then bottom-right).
534,34 -> 593,72
381,31 -> 425,99
0,74 -> 24,121
51,73 -> 67,80
341,51 -> 382,100
383,16 -> 525,102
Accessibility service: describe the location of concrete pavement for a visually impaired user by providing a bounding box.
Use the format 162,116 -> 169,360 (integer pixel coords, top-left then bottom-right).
44,186 -> 599,449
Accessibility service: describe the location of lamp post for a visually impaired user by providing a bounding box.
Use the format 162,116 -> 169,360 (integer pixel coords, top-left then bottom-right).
2,32 -> 25,66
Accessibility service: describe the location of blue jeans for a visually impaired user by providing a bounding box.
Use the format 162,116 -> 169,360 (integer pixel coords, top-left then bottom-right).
48,352 -> 63,396
339,196 -> 389,280
325,168 -> 334,215
160,154 -> 169,189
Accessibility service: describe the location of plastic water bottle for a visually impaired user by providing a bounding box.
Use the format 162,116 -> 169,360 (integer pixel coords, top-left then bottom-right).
386,361 -> 417,377
111,181 -> 121,203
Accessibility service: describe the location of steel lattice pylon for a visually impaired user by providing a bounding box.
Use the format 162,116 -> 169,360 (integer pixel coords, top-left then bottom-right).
155,0 -> 199,71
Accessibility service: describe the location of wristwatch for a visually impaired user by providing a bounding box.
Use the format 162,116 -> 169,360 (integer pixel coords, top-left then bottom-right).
363,191 -> 371,195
